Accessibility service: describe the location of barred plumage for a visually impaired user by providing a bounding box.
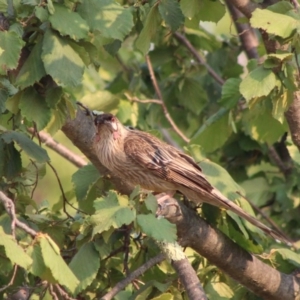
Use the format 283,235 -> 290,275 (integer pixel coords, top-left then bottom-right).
93,113 -> 290,244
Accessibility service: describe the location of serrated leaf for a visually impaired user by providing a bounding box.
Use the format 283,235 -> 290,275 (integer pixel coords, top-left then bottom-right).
42,30 -> 84,87
39,236 -> 79,293
158,0 -> 184,32
45,86 -> 63,109
219,78 -> 242,109
251,8 -> 297,38
135,4 -> 161,55
240,66 -> 277,101
69,242 -> 100,294
77,0 -> 133,40
268,53 -> 293,61
180,0 -> 201,19
0,31 -> 25,75
15,40 -> 46,88
198,0 -> 226,23
19,87 -> 51,130
27,244 -> 48,277
0,233 -> 32,269
274,248 -> 300,267
90,192 -> 135,235
72,164 -> 100,201
1,131 -> 50,163
137,214 -> 176,242
49,5 -> 89,41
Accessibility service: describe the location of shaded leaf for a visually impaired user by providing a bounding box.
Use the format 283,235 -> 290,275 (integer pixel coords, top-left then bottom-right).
19,87 -> 51,130
69,242 -> 100,294
15,39 -> 46,88
137,214 -> 176,242
0,31 -> 25,75
198,0 -> 226,22
158,0 -> 184,32
219,78 -> 242,109
72,164 -> 100,201
77,0 -> 133,40
42,30 -> 84,87
180,0 -> 201,19
1,131 -> 49,163
49,5 -> 89,40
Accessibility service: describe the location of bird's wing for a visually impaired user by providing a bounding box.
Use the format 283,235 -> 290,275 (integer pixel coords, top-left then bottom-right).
124,132 -> 213,192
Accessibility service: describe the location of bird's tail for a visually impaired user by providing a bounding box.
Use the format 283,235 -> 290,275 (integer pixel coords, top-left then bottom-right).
180,186 -> 292,245
210,188 -> 292,245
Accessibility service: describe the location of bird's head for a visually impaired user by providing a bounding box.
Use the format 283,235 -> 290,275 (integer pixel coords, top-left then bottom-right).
94,113 -> 124,140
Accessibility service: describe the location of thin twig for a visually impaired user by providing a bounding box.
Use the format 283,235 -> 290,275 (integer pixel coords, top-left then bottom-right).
0,264 -> 18,292
236,191 -> 291,242
47,162 -> 86,218
28,128 -> 87,168
100,253 -> 166,300
0,191 -> 37,237
49,284 -> 59,300
30,159 -> 39,199
173,32 -> 225,86
54,284 -> 77,300
267,145 -> 291,177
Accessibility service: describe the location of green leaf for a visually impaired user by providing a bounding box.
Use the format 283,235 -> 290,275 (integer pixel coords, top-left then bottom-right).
135,4 -> 161,55
27,244 -> 48,278
35,6 -> 49,22
19,87 -> 51,130
0,31 -> 25,75
90,192 -> 135,235
219,78 -> 242,109
145,194 -> 158,214
72,164 -> 100,201
180,0 -> 201,19
49,5 -> 89,41
15,40 -> 46,88
158,0 -> 184,32
191,113 -> 232,152
251,8 -> 298,38
199,159 -> 243,201
198,0 -> 226,23
272,89 -> 293,123
45,86 -> 63,109
240,67 -> 277,101
39,236 -> 79,293
1,131 -> 50,163
0,232 -> 32,269
206,280 -> 234,299
77,0 -> 133,40
137,214 -> 177,242
69,242 -> 100,294
178,76 -> 208,115
0,142 -> 22,179
42,30 -> 84,87
242,109 -> 287,144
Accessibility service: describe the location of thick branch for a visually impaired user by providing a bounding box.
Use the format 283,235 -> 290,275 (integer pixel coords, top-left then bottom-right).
156,195 -> 300,300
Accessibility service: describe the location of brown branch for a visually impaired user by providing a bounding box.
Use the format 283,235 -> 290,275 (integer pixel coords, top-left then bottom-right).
173,32 -> 225,86
28,128 -> 87,168
0,191 -> 37,237
54,284 -> 77,300
156,195 -> 300,300
226,0 -> 259,18
48,284 -> 59,300
145,55 -> 190,143
0,264 -> 18,293
100,253 -> 166,300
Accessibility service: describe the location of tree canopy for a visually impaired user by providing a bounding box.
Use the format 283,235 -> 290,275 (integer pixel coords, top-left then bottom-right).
1,0 -> 300,299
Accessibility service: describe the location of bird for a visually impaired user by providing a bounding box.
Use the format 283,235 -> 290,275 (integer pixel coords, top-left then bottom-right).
93,112 -> 290,245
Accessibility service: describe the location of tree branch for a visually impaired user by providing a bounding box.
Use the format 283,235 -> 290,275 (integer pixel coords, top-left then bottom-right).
100,253 -> 166,300
145,55 -> 190,143
156,195 -> 300,300
0,191 -> 37,237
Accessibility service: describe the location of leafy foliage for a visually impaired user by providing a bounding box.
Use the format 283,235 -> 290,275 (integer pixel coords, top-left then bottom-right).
0,0 -> 300,299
